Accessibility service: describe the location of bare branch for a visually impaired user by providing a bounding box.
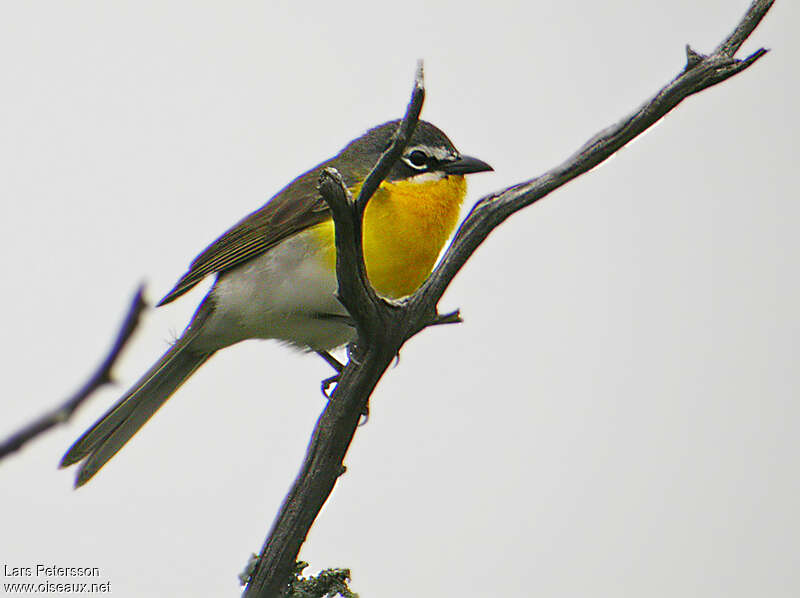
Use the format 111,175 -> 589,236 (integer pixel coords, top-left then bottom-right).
243,2 -> 774,595
0,286 -> 146,461
242,65 -> 427,598
715,0 -> 774,56
429,309 -> 462,327
414,11 -> 771,307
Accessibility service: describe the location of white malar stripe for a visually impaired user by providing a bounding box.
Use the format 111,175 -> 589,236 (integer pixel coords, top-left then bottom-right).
407,170 -> 448,183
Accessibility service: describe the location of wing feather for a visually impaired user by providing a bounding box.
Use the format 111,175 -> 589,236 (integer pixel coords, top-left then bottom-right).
157,164 -> 334,306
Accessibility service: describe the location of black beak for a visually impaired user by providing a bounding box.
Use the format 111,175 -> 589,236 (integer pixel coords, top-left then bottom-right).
441,155 -> 493,175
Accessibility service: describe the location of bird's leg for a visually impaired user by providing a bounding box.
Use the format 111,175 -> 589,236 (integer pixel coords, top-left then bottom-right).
316,346 -> 370,424
317,351 -> 344,398
317,350 -> 345,373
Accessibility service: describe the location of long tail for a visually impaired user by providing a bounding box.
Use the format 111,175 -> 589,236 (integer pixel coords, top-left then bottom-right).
61,336 -> 213,487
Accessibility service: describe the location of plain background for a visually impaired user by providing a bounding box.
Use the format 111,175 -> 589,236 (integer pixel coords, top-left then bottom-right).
1,1 -> 797,596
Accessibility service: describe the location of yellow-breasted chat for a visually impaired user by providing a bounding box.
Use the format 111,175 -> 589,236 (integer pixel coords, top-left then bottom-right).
61,119 -> 492,487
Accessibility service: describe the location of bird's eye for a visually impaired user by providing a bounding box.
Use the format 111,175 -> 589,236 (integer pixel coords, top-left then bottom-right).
407,149 -> 428,168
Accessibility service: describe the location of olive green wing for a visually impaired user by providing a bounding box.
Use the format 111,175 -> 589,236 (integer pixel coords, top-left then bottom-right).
157,167 -> 332,306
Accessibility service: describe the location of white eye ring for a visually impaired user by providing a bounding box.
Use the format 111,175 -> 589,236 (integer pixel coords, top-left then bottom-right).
404,149 -> 429,170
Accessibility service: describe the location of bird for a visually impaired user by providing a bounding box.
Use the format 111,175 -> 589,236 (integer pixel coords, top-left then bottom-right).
60,119 -> 492,487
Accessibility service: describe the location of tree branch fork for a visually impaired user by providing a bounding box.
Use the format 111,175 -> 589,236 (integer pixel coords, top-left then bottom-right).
244,2 -> 773,595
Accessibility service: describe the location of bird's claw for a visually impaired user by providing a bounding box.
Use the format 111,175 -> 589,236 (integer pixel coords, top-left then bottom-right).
321,374 -> 340,398
358,402 -> 370,426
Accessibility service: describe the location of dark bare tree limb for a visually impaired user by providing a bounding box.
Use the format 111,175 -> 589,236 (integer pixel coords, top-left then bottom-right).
244,2 -> 774,595
716,0 -> 774,55
0,286 -> 146,461
417,0 -> 772,307
243,64 -> 426,598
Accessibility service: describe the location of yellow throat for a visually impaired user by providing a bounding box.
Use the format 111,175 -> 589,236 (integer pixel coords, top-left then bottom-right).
312,174 -> 467,298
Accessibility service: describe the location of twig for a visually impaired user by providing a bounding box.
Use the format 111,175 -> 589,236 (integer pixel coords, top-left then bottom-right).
0,286 -> 147,461
356,60 -> 426,217
416,0 -> 773,306
243,2 -> 774,595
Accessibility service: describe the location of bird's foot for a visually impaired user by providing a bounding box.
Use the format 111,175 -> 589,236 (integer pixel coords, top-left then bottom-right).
316,350 -> 344,398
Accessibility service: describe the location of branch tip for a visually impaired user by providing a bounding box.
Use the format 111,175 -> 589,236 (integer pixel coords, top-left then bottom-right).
715,0 -> 775,57
0,287 -> 147,461
318,167 -> 350,208
685,45 -> 704,69
431,310 -> 462,327
355,62 -> 425,214
741,46 -> 769,68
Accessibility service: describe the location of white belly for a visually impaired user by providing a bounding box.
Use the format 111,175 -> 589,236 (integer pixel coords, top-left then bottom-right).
193,229 -> 353,352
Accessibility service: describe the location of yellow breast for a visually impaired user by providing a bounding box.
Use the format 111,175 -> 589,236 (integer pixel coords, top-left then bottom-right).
311,175 -> 467,298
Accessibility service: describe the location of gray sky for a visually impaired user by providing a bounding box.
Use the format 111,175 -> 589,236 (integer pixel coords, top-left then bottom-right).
2,1 -> 797,597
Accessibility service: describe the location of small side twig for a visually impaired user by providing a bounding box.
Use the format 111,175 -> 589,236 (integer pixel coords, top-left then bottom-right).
0,286 -> 147,461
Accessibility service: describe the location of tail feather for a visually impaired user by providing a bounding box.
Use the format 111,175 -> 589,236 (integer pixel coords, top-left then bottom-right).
61,337 -> 213,487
